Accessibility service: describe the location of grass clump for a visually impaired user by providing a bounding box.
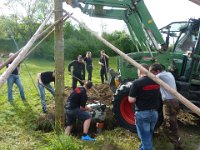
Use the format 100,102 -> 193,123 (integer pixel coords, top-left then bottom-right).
44,134 -> 83,150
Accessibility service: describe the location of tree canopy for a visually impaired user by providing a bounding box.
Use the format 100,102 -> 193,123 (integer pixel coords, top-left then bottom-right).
0,0 -> 137,59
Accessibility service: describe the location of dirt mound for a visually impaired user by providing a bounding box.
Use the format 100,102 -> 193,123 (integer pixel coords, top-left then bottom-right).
64,83 -> 114,106
178,109 -> 200,126
87,83 -> 114,105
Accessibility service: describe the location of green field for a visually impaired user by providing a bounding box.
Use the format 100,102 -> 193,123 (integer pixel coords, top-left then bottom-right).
0,58 -> 200,150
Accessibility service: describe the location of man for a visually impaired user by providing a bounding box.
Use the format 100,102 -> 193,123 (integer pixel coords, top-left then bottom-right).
64,81 -> 95,141
149,63 -> 183,150
68,55 -> 85,89
7,53 -> 26,102
99,50 -> 109,84
128,64 -> 161,150
37,71 -> 55,113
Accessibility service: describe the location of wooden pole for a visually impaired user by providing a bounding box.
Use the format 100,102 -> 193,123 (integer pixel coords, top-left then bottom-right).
0,11 -> 53,88
67,12 -> 200,117
0,51 -> 20,70
0,14 -> 70,71
54,0 -> 65,129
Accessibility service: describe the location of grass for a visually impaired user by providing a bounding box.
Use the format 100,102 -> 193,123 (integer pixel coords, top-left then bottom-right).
0,57 -> 200,150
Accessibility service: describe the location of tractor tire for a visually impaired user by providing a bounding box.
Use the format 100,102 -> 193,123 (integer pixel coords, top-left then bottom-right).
112,82 -> 163,132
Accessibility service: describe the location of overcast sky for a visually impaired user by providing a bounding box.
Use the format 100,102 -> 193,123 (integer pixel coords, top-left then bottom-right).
63,0 -> 200,33
0,0 -> 199,33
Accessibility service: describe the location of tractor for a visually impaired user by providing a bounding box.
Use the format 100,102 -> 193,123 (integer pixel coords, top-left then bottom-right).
65,0 -> 200,132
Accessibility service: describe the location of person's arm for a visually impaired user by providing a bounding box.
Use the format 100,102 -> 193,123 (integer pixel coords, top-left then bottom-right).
82,63 -> 85,80
37,73 -> 43,84
80,105 -> 92,111
17,65 -> 20,74
68,61 -> 74,73
103,53 -> 109,59
99,61 -> 104,66
99,58 -> 104,66
79,90 -> 91,110
128,96 -> 136,103
128,81 -> 137,103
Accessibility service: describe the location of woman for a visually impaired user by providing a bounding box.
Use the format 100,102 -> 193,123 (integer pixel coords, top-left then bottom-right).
99,50 -> 109,84
84,51 -> 93,81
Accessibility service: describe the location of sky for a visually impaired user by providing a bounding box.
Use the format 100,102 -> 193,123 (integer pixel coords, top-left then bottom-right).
0,0 -> 199,34
62,0 -> 200,33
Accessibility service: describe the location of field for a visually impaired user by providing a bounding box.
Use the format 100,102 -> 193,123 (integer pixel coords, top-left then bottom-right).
0,57 -> 200,150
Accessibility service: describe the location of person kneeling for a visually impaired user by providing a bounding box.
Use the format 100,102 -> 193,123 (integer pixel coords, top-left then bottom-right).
64,81 -> 95,141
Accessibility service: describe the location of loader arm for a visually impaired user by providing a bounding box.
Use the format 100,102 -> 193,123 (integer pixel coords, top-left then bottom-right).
66,0 -> 166,52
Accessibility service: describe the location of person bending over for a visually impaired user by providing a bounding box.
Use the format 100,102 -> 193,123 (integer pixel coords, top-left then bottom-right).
37,71 -> 55,113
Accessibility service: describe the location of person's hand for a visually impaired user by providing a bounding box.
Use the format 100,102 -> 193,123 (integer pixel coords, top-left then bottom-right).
88,107 -> 93,111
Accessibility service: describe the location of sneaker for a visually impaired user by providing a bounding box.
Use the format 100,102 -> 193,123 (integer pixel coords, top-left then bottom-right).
81,135 -> 95,141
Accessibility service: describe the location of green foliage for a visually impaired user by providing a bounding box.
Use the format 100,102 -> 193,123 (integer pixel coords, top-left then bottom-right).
102,31 -> 138,54
44,134 -> 83,150
0,38 -> 16,52
0,13 -> 137,60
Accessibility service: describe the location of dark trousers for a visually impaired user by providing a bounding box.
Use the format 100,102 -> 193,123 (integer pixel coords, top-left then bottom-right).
72,74 -> 84,90
100,67 -> 107,84
163,99 -> 183,150
86,66 -> 93,81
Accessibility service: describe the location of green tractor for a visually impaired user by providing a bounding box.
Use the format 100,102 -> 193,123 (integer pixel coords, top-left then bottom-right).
111,19 -> 200,131
66,0 -> 200,132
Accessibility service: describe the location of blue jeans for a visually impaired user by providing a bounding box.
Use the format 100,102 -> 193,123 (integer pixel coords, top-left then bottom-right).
7,74 -> 25,101
38,82 -> 55,112
135,110 -> 158,150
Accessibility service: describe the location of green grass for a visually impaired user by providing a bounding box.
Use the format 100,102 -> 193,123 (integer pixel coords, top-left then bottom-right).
0,57 -> 200,150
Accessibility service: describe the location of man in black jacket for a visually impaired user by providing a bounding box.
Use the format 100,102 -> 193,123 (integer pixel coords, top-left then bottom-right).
68,55 -> 85,89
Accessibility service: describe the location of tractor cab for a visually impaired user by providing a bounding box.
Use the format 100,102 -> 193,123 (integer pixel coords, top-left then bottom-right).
160,19 -> 200,82
160,18 -> 200,108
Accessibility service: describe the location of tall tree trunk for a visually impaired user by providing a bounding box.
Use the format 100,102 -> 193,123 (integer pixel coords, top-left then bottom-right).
54,0 -> 65,131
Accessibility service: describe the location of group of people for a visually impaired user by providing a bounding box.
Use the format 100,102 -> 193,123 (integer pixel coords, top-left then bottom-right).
68,50 -> 109,90
6,50 -> 109,110
5,51 -> 183,147
129,63 -> 183,150
5,50 -> 109,141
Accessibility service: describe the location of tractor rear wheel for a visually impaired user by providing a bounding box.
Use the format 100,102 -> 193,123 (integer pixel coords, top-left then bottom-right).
112,82 -> 163,132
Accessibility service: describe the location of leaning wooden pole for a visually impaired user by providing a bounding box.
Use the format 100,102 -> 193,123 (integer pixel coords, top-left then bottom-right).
0,51 -> 20,70
0,11 -> 53,88
0,13 -> 70,71
54,0 -> 65,130
67,12 -> 200,117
